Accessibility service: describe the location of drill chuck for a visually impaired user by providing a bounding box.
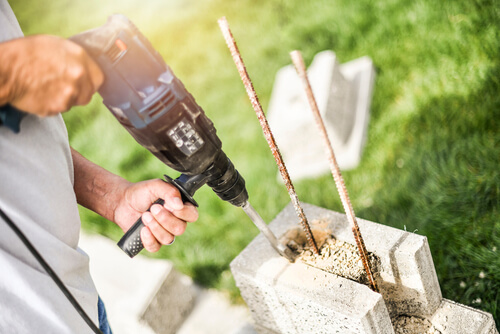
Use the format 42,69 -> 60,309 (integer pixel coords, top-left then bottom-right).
164,150 -> 248,208
205,151 -> 248,207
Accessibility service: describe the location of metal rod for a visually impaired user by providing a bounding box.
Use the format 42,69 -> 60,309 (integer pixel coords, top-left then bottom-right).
290,50 -> 378,292
218,17 -> 319,255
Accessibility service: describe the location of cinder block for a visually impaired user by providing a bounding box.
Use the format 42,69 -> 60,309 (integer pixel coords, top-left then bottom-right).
231,203 -> 438,333
267,51 -> 375,180
381,231 -> 442,317
232,203 -> 498,333
431,299 -> 498,334
231,203 -> 396,334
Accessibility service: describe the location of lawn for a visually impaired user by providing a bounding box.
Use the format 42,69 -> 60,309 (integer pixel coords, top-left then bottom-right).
10,0 -> 499,325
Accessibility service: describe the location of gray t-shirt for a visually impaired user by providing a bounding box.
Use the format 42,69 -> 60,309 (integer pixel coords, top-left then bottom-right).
0,1 -> 99,332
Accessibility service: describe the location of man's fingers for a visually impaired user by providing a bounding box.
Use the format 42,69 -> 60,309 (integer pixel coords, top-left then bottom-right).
146,179 -> 199,222
142,210 -> 177,245
72,54 -> 104,107
140,226 -> 161,253
73,71 -> 96,106
160,185 -> 184,211
87,56 -> 104,90
161,200 -> 199,223
150,204 -> 188,236
119,179 -> 200,254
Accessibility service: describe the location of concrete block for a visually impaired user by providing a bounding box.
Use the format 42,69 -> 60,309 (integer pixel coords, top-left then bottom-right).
267,51 -> 375,180
140,267 -> 195,334
381,231 -> 442,317
240,203 -> 442,318
232,323 -> 260,334
80,233 -> 195,334
232,203 -> 498,333
231,203 -> 395,334
177,289 -> 253,334
431,299 -> 499,334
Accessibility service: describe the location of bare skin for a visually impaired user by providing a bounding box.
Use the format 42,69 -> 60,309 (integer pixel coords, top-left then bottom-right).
0,35 -> 198,252
72,149 -> 198,252
0,35 -> 103,115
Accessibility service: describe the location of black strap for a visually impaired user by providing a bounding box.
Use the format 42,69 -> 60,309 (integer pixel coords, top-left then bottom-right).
0,104 -> 26,133
0,207 -> 103,333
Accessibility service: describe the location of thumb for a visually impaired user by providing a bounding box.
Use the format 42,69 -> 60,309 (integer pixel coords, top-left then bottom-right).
87,56 -> 104,91
155,182 -> 184,212
165,195 -> 184,211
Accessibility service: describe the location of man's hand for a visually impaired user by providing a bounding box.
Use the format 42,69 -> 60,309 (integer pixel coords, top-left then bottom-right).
0,35 -> 104,115
72,149 -> 198,253
113,179 -> 199,252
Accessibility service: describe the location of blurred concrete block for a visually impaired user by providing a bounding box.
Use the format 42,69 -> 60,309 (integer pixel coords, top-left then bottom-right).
177,288 -> 253,334
141,267 -> 195,334
231,323 -> 260,334
80,233 -> 195,334
267,50 -> 375,180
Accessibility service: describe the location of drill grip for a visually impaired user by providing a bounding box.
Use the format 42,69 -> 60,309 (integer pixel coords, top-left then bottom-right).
116,175 -> 200,258
117,198 -> 164,257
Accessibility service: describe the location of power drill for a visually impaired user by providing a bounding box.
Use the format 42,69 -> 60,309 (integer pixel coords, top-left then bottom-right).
71,15 -> 294,260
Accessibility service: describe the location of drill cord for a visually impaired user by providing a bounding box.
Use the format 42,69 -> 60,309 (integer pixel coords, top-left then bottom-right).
0,207 -> 103,334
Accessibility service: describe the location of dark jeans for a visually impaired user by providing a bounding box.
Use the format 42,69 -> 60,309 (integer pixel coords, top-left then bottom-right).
97,296 -> 113,334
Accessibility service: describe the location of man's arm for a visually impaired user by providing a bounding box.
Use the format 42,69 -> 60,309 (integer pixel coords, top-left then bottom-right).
0,35 -> 103,115
0,34 -> 195,251
71,148 -> 198,252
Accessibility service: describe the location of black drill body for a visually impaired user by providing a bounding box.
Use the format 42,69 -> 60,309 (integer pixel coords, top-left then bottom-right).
71,15 -> 248,257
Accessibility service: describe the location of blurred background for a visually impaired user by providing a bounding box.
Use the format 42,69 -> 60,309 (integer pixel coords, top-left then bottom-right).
9,0 -> 499,325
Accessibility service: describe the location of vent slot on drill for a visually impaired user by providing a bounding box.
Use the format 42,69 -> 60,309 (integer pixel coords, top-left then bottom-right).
105,43 -> 122,62
146,90 -> 176,118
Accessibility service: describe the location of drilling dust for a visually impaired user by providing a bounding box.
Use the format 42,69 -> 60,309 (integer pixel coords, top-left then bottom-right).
280,219 -> 379,286
393,315 -> 442,334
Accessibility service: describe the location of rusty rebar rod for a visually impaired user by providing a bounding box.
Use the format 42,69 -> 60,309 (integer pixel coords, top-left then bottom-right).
218,17 -> 319,255
290,50 -> 378,292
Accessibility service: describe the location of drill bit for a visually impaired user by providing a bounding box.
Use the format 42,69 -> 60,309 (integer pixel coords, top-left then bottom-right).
290,50 -> 378,292
242,201 -> 295,261
218,17 -> 319,255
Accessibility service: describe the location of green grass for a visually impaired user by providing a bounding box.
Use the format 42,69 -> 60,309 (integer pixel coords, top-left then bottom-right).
10,0 -> 499,324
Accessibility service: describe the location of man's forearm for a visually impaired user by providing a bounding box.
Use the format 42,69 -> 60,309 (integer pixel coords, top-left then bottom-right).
71,147 -> 198,252
71,147 -> 130,223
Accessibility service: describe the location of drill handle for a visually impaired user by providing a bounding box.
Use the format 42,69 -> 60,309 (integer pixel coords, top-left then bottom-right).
116,198 -> 164,258
116,174 -> 202,258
